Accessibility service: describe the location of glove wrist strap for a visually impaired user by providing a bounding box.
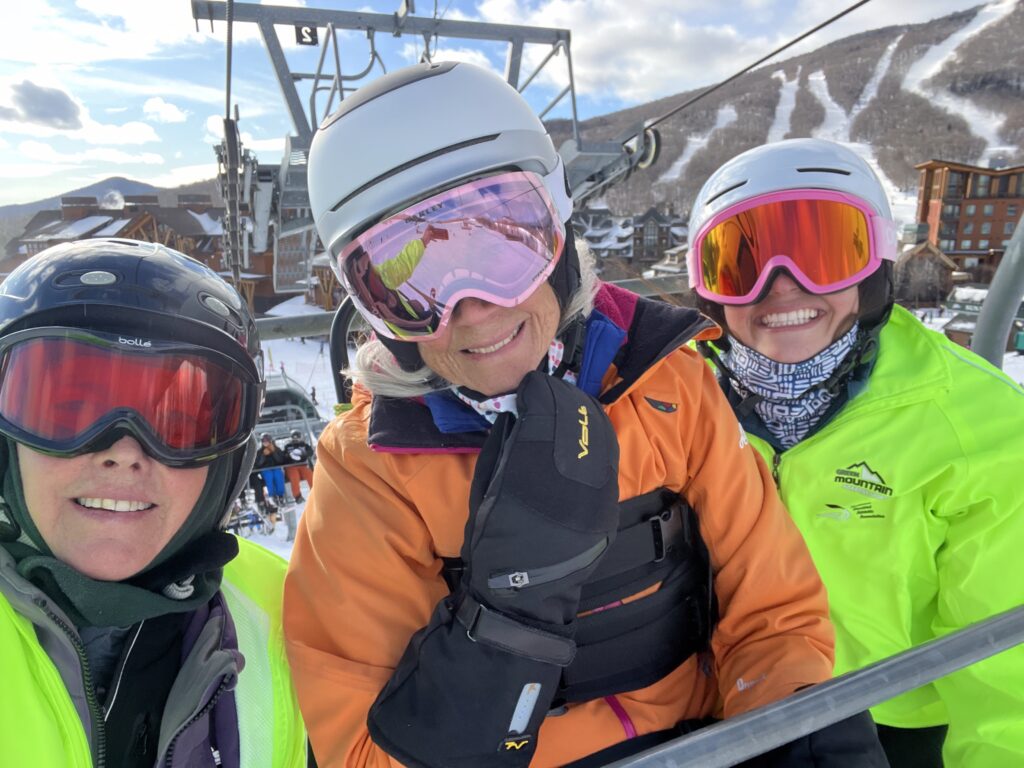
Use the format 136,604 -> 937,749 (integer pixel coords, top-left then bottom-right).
455,593 -> 576,666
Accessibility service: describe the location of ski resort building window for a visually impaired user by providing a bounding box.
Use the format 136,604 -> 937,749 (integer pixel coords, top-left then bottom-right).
972,175 -> 991,198
965,204 -> 976,216
1008,205 -> 1018,218
1006,222 -> 1017,235
983,204 -> 995,216
961,240 -> 972,249
940,240 -> 955,252
942,204 -> 960,218
963,222 -> 974,235
945,172 -> 965,198
981,222 -> 992,235
978,240 -> 989,249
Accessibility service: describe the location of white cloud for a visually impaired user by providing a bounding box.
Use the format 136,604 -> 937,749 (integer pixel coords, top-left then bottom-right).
399,42 -> 498,71
142,162 -> 219,188
0,162 -> 79,179
143,97 -> 189,123
470,0 -> 998,106
18,139 -> 165,166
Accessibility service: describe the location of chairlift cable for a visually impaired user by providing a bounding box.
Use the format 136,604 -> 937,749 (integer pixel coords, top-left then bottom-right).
645,0 -> 875,132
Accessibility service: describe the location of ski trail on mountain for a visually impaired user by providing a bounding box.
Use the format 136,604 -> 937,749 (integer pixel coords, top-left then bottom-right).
902,0 -> 1017,162
798,40 -> 916,229
851,34 -> 903,117
657,105 -> 738,182
767,69 -> 800,143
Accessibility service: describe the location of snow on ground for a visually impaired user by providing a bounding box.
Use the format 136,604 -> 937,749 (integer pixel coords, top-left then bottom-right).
657,105 -> 738,183
902,0 -> 1018,164
243,499 -> 306,560
766,69 -> 800,144
261,334 -> 342,424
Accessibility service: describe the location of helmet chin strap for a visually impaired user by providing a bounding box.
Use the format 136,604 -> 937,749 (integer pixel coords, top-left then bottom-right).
380,222 -> 583,375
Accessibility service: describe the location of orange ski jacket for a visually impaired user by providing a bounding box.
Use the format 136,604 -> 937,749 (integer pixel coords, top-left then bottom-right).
284,284 -> 835,767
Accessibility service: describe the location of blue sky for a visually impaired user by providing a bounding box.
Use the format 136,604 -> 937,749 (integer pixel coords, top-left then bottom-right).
0,0 -> 994,206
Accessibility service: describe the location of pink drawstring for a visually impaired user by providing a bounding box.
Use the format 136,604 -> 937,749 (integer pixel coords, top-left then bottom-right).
604,694 -> 638,739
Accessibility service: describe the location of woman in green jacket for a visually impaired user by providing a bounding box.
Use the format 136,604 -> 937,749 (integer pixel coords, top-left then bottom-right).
688,138 -> 1024,767
0,239 -> 305,767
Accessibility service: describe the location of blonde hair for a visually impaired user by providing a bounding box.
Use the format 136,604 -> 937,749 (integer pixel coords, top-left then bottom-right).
349,239 -> 599,399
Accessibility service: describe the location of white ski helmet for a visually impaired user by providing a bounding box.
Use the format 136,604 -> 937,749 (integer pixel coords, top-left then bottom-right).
686,137 -> 897,288
308,61 -> 573,258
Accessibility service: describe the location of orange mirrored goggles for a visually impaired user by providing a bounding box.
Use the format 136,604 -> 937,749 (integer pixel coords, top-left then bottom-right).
689,190 -> 895,305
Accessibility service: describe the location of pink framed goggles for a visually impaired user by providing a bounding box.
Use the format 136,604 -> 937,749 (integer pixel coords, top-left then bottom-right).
335,170 -> 565,341
690,189 -> 896,305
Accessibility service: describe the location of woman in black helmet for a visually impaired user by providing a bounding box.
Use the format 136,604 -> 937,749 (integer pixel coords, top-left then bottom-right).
0,239 -> 305,767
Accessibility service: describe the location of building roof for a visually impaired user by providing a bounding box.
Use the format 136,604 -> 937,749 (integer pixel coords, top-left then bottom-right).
915,159 -> 1024,175
896,240 -> 958,270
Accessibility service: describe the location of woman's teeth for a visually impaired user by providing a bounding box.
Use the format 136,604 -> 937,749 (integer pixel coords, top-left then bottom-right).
466,324 -> 521,354
760,309 -> 822,328
76,498 -> 155,512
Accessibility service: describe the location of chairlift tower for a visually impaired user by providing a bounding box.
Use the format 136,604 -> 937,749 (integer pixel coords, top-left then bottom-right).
192,0 -> 660,296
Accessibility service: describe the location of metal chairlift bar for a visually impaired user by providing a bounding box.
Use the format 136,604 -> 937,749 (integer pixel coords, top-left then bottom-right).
971,213 -> 1024,368
518,40 -> 564,94
191,1 -> 568,45
539,85 -> 572,120
605,604 -> 1024,768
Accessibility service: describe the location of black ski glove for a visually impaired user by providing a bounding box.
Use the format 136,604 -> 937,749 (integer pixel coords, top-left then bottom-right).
456,370 -> 620,656
368,372 -> 620,768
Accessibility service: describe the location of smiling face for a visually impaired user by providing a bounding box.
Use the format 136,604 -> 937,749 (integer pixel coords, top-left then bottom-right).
417,282 -> 561,396
722,271 -> 860,363
18,436 -> 207,581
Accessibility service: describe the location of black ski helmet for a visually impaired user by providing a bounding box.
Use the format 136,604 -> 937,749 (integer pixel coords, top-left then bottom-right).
0,238 -> 264,519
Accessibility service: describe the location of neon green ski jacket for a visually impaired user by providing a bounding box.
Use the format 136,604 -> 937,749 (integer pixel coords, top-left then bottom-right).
0,538 -> 306,767
724,306 -> 1024,766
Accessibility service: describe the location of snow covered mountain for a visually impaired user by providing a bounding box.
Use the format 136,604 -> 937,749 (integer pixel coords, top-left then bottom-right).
554,0 -> 1023,225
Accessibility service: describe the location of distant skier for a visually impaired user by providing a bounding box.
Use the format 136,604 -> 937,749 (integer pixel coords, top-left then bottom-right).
255,433 -> 288,518
283,429 -> 315,503
691,138 -> 1024,767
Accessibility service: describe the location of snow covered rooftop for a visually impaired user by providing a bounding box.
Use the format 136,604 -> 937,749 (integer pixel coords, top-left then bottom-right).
264,295 -> 332,318
91,218 -> 133,238
188,210 -> 224,236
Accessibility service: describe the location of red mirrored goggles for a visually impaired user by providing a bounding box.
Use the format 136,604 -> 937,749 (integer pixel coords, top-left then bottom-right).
335,170 -> 565,341
690,190 -> 896,305
0,328 -> 262,467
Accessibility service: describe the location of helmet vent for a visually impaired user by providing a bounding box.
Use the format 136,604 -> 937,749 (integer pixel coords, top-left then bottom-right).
705,180 -> 748,206
797,167 -> 851,175
329,134 -> 500,214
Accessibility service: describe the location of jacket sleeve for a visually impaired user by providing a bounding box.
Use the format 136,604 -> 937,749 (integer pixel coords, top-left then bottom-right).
283,407 -> 447,767
928,362 -> 1024,765
663,348 -> 836,713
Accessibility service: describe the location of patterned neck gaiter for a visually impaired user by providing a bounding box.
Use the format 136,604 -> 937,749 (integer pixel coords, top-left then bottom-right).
724,323 -> 859,449
455,337 -> 578,423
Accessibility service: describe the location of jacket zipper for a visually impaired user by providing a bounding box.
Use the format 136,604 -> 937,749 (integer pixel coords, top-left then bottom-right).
35,597 -> 106,768
488,538 -> 608,591
163,677 -> 230,767
772,451 -> 782,486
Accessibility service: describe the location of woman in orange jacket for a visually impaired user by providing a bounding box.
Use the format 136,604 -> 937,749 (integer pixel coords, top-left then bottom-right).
284,61 -> 887,768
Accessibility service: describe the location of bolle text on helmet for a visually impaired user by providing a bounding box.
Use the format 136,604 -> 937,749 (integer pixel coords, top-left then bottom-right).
119,336 -> 152,348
